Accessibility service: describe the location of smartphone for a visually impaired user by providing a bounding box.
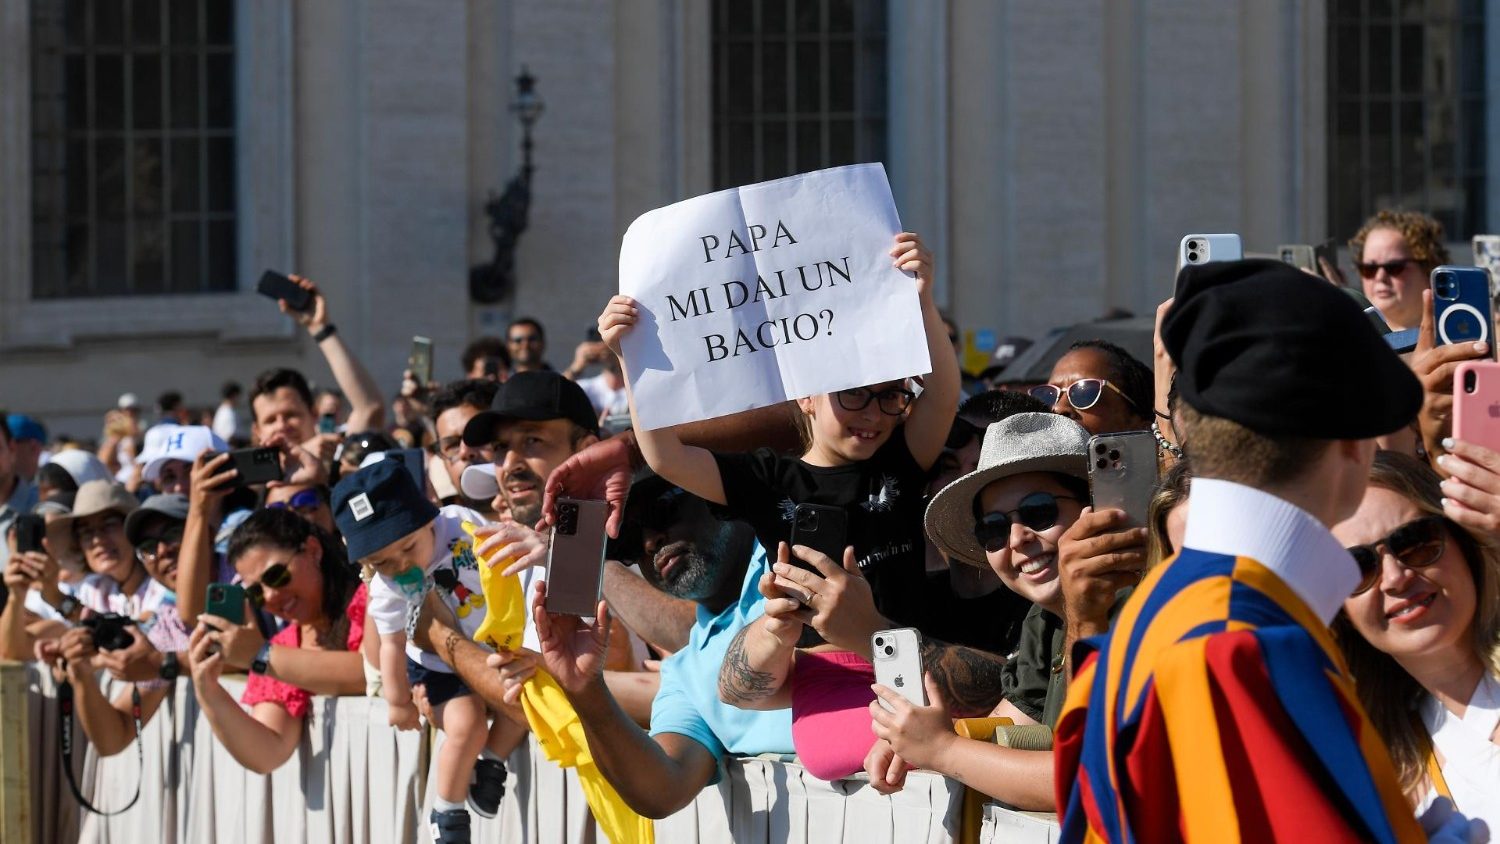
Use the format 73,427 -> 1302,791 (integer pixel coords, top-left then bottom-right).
1278,244 -> 1317,273
255,270 -> 313,312
1088,432 -> 1159,530
14,514 -> 46,554
544,498 -> 610,616
408,336 -> 433,387
1385,327 -> 1420,355
1453,361 -> 1500,455
227,447 -> 282,488
1177,233 -> 1243,272
205,582 -> 247,626
1431,266 -> 1495,358
872,628 -> 927,712
317,413 -> 338,435
788,503 -> 848,574
1472,235 -> 1500,278
1363,306 -> 1392,337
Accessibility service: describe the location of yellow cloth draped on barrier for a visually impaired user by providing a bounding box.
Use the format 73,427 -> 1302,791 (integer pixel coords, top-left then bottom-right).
467,523 -> 654,844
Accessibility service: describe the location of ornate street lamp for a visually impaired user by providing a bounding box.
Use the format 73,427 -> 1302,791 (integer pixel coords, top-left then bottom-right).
470,67 -> 545,304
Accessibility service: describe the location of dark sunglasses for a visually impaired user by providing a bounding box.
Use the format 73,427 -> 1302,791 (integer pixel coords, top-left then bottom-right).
1029,379 -> 1137,413
1345,515 -> 1447,596
133,525 -> 184,561
836,386 -> 916,416
1354,258 -> 1416,279
268,489 -> 323,513
973,492 -> 1079,552
946,417 -> 985,450
244,562 -> 294,607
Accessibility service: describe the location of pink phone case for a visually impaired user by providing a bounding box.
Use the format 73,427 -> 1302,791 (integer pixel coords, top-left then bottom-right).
1452,361 -> 1500,455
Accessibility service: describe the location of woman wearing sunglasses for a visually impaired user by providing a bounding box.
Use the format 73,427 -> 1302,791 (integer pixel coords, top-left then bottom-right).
1348,210 -> 1449,332
188,507 -> 370,774
1031,340 -> 1153,437
864,412 -> 1124,810
1332,450 -> 1500,830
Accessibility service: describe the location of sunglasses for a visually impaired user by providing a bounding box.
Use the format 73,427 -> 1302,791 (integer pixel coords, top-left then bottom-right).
836,386 -> 916,416
946,417 -> 985,450
268,489 -> 323,513
1029,379 -> 1137,413
1345,515 -> 1447,596
973,492 -> 1079,552
134,524 -> 185,563
244,562 -> 294,607
1354,258 -> 1416,279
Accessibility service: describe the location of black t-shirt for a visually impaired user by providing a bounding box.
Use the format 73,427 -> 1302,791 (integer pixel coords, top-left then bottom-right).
920,571 -> 1031,657
713,429 -> 930,629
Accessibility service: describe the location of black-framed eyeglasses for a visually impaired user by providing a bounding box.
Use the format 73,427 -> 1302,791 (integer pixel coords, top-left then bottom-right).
244,562 -> 294,607
134,525 -> 184,563
1354,258 -> 1416,279
1029,379 -> 1138,413
1346,515 -> 1448,596
835,386 -> 915,416
946,417 -> 985,450
973,492 -> 1079,552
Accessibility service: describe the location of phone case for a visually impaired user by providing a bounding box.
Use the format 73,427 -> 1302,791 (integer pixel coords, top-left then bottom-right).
205,583 -> 246,626
14,514 -> 46,554
1431,266 -> 1495,358
1453,361 -> 1500,456
872,628 -> 927,711
409,336 -> 433,385
1177,233 -> 1243,273
255,270 -> 312,311
229,447 -> 282,487
789,503 -> 847,571
1088,432 -> 1159,529
545,498 -> 610,616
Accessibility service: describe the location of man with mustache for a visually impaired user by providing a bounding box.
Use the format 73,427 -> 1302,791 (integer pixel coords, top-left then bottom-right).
494,475 -> 791,818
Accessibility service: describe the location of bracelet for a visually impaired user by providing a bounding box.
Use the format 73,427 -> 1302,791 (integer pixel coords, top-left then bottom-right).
1153,408 -> 1172,420
312,323 -> 337,343
1152,420 -> 1184,459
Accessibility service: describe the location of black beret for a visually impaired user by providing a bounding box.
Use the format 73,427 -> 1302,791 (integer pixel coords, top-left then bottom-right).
1163,259 -> 1421,439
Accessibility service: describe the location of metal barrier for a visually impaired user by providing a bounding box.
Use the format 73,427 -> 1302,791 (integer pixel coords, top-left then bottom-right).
2,661 -> 1058,843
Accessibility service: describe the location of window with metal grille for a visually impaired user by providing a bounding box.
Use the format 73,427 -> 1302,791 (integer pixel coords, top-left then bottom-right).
30,0 -> 237,299
1327,0 -> 1486,239
711,0 -> 888,191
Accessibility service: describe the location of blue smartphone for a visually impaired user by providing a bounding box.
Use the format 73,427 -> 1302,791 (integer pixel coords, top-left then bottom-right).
1431,266 -> 1495,358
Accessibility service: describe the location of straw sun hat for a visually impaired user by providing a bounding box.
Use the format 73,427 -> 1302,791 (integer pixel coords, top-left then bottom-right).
923,412 -> 1090,567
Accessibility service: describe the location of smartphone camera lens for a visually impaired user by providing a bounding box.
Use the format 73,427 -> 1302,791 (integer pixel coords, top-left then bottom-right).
796,509 -> 818,531
1095,443 -> 1107,455
874,637 -> 885,647
883,645 -> 894,656
1464,370 -> 1478,393
1096,457 -> 1108,469
1188,251 -> 1199,263
1108,449 -> 1120,461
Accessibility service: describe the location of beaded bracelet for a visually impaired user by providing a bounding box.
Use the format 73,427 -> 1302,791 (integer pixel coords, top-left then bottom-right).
1152,420 -> 1183,459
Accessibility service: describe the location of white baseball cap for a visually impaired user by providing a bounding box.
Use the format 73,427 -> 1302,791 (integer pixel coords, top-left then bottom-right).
460,463 -> 500,500
136,424 -> 228,482
117,392 -> 140,410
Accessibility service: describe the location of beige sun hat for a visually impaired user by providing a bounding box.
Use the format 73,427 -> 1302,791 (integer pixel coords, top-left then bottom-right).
923,412 -> 1090,567
46,480 -> 139,566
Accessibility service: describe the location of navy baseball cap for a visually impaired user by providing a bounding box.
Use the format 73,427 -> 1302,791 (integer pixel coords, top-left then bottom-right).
461,370 -> 599,447
331,459 -> 439,562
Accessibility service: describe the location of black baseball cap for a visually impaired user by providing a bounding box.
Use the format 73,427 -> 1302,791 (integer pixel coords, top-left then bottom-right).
462,370 -> 599,447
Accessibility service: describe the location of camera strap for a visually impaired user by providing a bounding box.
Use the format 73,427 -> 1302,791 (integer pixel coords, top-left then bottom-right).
56,679 -> 144,816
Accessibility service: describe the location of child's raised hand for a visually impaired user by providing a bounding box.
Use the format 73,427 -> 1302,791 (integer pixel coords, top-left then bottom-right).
890,233 -> 935,299
597,295 -> 640,357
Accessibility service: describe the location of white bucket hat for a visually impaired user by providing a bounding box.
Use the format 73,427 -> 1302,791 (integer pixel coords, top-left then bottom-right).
923,412 -> 1090,567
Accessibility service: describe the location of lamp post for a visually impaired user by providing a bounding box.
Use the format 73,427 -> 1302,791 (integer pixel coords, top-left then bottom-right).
470,67 -> 546,304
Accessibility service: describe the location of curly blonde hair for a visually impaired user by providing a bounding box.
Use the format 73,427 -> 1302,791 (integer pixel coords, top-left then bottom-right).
1348,210 -> 1451,271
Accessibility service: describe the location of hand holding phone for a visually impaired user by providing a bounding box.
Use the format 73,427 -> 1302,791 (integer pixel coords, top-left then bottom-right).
1431,267 -> 1495,358
544,499 -> 609,616
1087,433 -> 1158,529
226,447 -> 283,488
1453,361 -> 1500,455
408,336 -> 433,387
1176,233 -> 1243,275
256,270 -> 313,312
204,583 -> 247,627
872,628 -> 927,711
14,514 -> 46,555
788,504 -> 847,576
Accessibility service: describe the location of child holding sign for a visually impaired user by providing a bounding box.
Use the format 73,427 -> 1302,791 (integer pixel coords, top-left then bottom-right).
597,232 -> 958,779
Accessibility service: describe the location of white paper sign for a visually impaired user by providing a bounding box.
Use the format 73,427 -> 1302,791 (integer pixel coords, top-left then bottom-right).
618,163 -> 931,430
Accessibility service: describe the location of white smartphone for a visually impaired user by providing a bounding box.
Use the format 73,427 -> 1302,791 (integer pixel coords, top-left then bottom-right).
1177,233 -> 1243,271
872,627 -> 927,712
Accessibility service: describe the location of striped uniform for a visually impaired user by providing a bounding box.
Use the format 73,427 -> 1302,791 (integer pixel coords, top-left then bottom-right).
1053,479 -> 1424,843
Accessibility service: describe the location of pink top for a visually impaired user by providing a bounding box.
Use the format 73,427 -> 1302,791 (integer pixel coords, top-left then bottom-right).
241,584 -> 367,719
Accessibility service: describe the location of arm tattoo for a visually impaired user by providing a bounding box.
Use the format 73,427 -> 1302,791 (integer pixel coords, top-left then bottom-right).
718,625 -> 779,705
919,638 -> 1007,716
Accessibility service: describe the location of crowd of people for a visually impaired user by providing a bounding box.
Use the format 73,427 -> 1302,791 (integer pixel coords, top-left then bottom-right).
0,208 -> 1497,843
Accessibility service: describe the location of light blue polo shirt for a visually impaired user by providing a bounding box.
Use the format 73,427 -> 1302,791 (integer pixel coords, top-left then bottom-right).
647,543 -> 793,783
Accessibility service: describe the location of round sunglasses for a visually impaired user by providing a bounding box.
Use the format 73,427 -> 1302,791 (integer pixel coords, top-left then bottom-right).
973,492 -> 1079,552
1345,515 -> 1447,596
245,562 -> 294,607
1029,379 -> 1138,413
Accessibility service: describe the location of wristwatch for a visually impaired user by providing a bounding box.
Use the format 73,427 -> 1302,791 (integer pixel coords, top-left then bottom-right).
159,652 -> 180,682
312,323 -> 338,343
53,594 -> 81,619
250,642 -> 272,675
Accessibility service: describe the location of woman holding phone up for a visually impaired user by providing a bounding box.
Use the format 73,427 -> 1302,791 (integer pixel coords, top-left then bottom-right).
188,508 -> 370,773
1333,448 -> 1500,830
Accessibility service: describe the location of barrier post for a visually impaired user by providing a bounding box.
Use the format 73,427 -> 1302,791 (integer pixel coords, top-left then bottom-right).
0,660 -> 31,844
